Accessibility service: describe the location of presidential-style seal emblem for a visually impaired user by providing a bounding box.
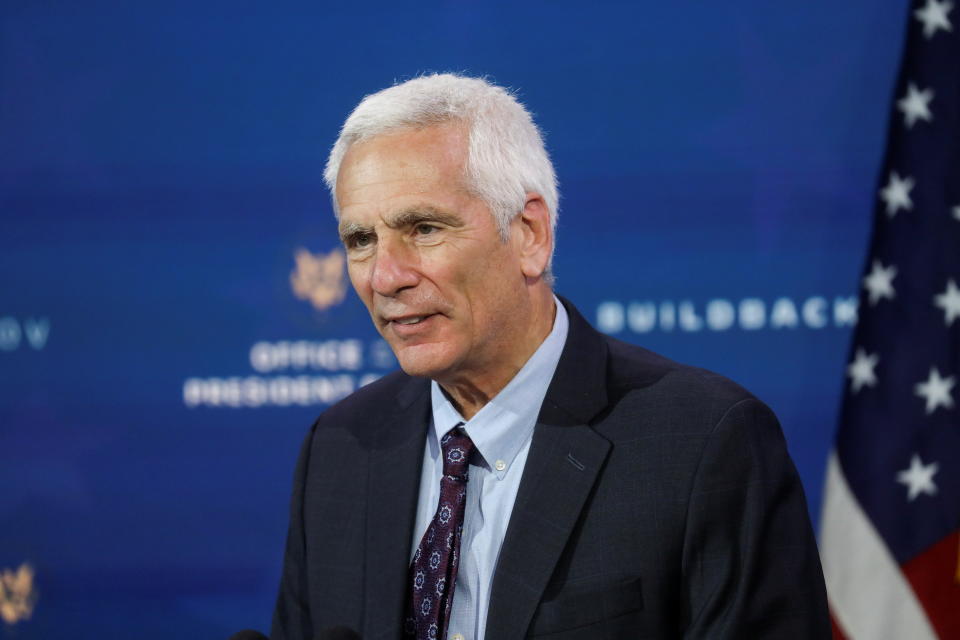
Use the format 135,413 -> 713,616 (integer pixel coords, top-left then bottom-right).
0,563 -> 37,624
290,247 -> 348,311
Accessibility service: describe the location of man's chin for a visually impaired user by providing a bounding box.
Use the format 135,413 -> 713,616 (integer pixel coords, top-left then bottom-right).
392,343 -> 455,380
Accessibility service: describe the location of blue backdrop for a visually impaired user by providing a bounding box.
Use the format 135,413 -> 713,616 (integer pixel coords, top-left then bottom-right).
1,1 -> 908,637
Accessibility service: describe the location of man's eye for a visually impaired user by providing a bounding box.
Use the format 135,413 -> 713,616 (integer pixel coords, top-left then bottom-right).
353,233 -> 373,248
416,224 -> 438,235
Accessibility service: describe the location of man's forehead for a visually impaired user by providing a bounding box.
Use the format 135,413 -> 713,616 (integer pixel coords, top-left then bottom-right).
336,181 -> 474,228
336,124 -> 468,188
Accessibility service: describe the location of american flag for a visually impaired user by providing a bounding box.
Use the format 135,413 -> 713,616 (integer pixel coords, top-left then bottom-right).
819,1 -> 960,638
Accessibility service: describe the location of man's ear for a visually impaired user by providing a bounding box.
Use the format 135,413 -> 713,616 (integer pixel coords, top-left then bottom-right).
512,193 -> 553,279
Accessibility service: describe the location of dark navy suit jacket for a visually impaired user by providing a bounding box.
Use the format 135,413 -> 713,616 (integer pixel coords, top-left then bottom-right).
271,298 -> 831,639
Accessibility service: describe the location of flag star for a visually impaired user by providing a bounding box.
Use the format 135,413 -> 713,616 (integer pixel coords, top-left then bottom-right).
896,453 -> 939,501
863,260 -> 898,305
847,347 -> 879,393
897,83 -> 934,128
915,0 -> 954,39
879,171 -> 915,217
934,278 -> 960,326
914,367 -> 956,414
953,204 -> 960,221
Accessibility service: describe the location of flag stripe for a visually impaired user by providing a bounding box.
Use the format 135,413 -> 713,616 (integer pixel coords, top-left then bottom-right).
901,529 -> 960,638
829,614 -> 848,640
820,453 -> 937,640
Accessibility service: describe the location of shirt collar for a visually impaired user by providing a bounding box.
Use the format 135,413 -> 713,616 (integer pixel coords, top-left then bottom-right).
430,296 -> 569,480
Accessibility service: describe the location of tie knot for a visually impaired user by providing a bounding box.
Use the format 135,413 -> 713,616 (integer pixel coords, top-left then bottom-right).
440,427 -> 474,479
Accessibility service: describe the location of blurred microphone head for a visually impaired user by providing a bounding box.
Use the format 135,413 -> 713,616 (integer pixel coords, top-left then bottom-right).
315,626 -> 362,640
227,631 -> 269,640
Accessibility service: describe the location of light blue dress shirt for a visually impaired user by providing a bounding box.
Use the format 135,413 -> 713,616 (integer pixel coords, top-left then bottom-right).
409,297 -> 569,640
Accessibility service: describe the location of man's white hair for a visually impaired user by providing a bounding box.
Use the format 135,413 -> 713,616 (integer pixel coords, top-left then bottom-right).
323,73 -> 559,264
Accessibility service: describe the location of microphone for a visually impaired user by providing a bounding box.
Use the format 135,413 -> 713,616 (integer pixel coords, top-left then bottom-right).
315,627 -> 362,640
227,631 -> 269,640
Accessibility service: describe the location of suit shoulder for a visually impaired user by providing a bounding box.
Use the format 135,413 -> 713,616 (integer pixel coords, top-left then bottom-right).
603,335 -> 764,429
312,369 -> 422,430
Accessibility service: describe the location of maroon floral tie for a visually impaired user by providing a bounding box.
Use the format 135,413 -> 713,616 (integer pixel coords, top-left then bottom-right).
403,427 -> 474,640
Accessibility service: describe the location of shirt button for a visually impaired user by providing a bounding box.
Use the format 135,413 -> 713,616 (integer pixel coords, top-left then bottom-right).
495,459 -> 506,472
451,634 -> 465,640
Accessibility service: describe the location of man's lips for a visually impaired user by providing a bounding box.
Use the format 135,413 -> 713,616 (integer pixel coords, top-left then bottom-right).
389,314 -> 432,325
382,313 -> 441,336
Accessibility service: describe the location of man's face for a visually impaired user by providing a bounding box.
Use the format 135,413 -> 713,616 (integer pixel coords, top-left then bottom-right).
335,123 -> 530,385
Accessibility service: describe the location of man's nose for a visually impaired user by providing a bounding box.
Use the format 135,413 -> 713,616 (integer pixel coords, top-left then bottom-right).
370,237 -> 419,296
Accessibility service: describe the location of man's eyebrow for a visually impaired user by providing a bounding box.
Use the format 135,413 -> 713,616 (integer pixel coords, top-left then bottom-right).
386,206 -> 464,229
338,221 -> 372,243
338,206 -> 464,243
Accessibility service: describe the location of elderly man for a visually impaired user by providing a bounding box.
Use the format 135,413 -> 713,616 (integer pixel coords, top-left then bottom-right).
271,74 -> 830,640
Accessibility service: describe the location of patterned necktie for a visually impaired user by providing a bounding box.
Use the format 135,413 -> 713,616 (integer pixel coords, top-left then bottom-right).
403,426 -> 475,640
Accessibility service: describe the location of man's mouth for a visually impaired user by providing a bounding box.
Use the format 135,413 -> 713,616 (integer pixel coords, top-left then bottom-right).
386,313 -> 438,327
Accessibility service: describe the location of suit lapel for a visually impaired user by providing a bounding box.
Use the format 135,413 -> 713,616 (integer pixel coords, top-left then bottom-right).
363,376 -> 431,640
485,421 -> 611,639
486,298 -> 613,640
